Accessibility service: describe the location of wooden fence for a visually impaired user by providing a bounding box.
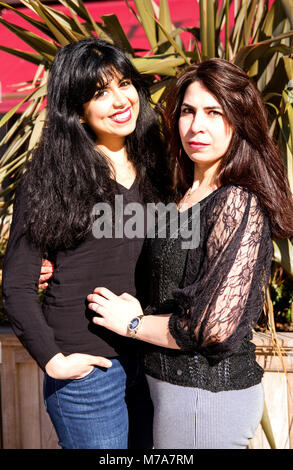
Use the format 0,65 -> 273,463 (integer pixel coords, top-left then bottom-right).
0,329 -> 59,449
0,328 -> 292,449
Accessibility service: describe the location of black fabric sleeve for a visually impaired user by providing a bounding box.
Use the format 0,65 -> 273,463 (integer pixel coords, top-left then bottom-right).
2,182 -> 61,370
169,187 -> 273,364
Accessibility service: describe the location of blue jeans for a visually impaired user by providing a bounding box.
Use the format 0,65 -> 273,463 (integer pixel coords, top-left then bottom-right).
44,355 -> 153,449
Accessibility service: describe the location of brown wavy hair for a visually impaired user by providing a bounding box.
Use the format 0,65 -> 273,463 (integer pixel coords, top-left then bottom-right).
163,58 -> 293,240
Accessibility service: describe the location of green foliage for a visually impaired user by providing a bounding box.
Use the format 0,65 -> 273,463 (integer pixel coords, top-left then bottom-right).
271,263 -> 293,326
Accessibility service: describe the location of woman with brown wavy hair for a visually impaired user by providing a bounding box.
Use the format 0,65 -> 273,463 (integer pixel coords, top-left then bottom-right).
87,58 -> 293,448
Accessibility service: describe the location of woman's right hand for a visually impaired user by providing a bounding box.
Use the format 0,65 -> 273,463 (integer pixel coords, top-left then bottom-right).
39,258 -> 55,290
45,352 -> 112,379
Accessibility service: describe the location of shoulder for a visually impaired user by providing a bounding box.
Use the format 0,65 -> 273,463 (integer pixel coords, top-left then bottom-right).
11,176 -> 27,210
204,186 -> 267,234
214,185 -> 251,203
210,185 -> 262,214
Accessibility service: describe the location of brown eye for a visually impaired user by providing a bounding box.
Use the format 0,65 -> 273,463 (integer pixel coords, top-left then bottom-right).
181,107 -> 193,115
94,89 -> 107,99
120,79 -> 132,88
208,110 -> 222,117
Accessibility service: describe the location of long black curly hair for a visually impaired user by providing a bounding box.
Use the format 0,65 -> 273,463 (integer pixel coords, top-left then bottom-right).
23,38 -> 171,251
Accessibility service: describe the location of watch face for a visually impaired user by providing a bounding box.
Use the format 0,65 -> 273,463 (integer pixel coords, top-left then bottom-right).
129,317 -> 140,331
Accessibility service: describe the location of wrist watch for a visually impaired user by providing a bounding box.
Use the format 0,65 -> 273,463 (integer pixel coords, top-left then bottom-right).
127,314 -> 144,338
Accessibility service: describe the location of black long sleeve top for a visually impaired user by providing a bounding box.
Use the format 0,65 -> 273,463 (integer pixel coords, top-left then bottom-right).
2,178 -> 145,370
141,185 -> 273,392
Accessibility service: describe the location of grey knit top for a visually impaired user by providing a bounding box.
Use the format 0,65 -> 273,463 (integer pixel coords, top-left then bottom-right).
140,185 -> 273,392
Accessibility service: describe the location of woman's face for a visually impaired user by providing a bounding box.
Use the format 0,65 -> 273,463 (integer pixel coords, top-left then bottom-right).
81,73 -> 140,147
178,81 -> 233,170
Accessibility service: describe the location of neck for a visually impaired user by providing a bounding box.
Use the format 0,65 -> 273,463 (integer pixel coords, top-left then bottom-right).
192,161 -> 219,190
97,143 -> 128,169
97,142 -> 136,188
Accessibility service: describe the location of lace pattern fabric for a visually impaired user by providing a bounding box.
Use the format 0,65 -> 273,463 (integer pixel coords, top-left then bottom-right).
171,187 -> 272,361
143,185 -> 273,390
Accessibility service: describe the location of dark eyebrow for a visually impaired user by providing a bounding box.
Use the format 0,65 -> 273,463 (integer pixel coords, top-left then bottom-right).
181,102 -> 223,110
95,76 -> 129,92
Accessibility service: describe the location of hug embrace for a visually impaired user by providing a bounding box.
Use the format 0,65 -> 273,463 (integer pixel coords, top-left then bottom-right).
3,38 -> 293,449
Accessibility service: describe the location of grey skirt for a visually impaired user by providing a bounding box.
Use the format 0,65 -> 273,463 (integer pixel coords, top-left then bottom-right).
146,375 -> 264,449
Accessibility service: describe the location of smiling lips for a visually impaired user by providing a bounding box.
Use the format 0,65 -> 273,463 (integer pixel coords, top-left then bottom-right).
110,107 -> 132,123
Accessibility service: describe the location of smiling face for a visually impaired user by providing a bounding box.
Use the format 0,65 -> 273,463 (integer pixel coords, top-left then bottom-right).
178,81 -> 233,172
81,73 -> 140,148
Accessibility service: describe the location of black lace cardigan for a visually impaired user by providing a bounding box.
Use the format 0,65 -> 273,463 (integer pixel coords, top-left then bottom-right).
139,185 -> 273,392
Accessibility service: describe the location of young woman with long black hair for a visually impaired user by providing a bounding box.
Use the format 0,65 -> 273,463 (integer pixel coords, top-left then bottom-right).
87,58 -> 293,449
2,38 -> 171,449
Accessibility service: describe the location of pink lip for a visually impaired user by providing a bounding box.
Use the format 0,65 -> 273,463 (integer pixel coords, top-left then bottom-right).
110,107 -> 132,123
188,141 -> 210,149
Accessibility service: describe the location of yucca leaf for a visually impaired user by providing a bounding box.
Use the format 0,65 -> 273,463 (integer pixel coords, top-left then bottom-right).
0,180 -> 22,199
274,239 -> 293,278
231,3 -> 246,54
251,0 -> 266,42
101,15 -> 134,54
45,0 -> 91,38
57,0 -> 113,40
0,45 -> 43,65
0,152 -> 26,175
0,152 -> 29,184
0,83 -> 47,129
0,125 -> 32,166
158,0 -> 175,53
245,44 -> 291,74
61,8 -> 90,38
133,0 -> 157,49
150,82 -> 167,104
35,0 -> 92,41
40,1 -> 88,35
19,0 -> 43,17
224,0 -> 230,60
0,1 -> 53,38
151,17 -> 190,65
280,0 -> 293,29
199,0 -> 215,58
158,0 -> 172,36
233,29 -> 293,69
0,17 -> 58,59
283,56 -> 293,84
243,0 -> 258,45
56,0 -> 89,21
0,101 -> 36,147
0,98 -> 31,129
132,56 -> 186,75
260,400 -> 277,449
28,107 -> 46,151
29,0 -> 78,44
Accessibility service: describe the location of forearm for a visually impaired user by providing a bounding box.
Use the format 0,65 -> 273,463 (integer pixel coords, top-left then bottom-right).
132,314 -> 180,349
88,288 -> 180,349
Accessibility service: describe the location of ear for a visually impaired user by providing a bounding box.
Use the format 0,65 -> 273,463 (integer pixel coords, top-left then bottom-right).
79,116 -> 86,124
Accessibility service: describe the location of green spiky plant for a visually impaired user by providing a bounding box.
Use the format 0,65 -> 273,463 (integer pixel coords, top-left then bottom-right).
0,0 -> 293,449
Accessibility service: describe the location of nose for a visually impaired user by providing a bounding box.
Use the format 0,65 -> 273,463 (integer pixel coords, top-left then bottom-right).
190,111 -> 206,134
112,88 -> 128,108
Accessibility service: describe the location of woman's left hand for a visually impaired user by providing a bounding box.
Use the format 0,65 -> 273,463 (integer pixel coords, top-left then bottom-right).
87,287 -> 143,337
